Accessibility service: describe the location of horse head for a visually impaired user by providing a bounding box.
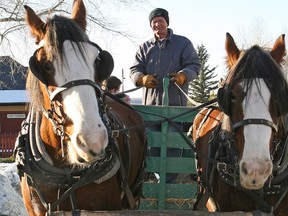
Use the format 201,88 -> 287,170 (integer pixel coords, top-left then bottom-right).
218,33 -> 288,190
25,0 -> 114,165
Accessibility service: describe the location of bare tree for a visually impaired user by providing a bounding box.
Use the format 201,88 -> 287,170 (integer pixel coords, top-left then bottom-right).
0,0 -> 148,72
237,18 -> 288,78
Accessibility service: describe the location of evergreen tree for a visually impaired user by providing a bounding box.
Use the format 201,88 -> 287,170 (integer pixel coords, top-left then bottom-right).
189,44 -> 218,104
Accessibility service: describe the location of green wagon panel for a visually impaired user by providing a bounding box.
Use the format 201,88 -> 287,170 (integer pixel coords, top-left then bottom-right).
147,132 -> 195,149
146,157 -> 196,173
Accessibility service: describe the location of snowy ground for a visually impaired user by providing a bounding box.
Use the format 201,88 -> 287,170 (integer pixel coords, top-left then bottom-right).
0,163 -> 28,216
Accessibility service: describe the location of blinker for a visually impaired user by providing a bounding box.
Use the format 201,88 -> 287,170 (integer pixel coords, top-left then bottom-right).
217,85 -> 232,116
88,41 -> 114,81
29,48 -> 47,84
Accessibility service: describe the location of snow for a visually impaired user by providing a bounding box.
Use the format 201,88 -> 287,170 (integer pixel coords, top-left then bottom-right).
0,163 -> 28,216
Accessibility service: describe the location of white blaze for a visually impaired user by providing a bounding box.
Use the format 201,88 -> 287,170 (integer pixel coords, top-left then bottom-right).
52,41 -> 108,163
239,78 -> 273,189
241,79 -> 272,160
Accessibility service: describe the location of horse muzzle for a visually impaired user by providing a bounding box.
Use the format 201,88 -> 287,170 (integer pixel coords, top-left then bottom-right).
239,159 -> 273,190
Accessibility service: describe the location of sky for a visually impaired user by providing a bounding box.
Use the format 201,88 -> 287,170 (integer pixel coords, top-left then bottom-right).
4,0 -> 288,99
102,0 -> 288,98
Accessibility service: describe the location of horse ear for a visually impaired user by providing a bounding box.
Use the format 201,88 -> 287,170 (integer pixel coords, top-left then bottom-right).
24,5 -> 46,44
71,0 -> 86,31
217,85 -> 231,116
270,34 -> 286,64
95,50 -> 114,81
225,32 -> 240,69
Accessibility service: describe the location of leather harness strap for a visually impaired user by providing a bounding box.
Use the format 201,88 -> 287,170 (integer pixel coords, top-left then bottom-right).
233,118 -> 278,133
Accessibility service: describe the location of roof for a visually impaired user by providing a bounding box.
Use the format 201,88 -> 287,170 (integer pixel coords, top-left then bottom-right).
0,90 -> 29,104
0,56 -> 27,90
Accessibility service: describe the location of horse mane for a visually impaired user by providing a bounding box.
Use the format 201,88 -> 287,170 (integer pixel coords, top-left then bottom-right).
223,45 -> 288,116
26,15 -> 90,111
221,114 -> 232,133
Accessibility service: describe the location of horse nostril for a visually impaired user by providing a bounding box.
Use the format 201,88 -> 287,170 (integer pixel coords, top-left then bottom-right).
76,135 -> 86,148
89,149 -> 97,157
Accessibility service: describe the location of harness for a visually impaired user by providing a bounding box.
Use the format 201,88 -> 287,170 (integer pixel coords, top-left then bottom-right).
195,111 -> 288,213
14,78 -> 146,213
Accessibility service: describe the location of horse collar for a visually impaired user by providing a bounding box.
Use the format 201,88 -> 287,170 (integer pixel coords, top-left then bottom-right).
14,109 -> 121,211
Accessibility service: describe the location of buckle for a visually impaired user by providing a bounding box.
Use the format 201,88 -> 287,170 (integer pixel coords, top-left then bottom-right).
111,130 -> 120,138
217,162 -> 227,171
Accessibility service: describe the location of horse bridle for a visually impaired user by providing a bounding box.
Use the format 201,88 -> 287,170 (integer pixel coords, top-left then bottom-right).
228,115 -> 280,172
48,79 -> 103,102
233,118 -> 278,133
29,41 -> 107,144
41,79 -> 105,157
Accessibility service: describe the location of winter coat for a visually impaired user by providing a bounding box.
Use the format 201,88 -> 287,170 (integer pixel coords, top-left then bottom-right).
130,28 -> 200,106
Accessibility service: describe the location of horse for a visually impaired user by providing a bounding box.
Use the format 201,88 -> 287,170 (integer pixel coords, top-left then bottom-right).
14,1 -> 147,215
192,33 -> 288,216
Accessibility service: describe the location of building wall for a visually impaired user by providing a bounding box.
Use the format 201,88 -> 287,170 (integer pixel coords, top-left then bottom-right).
0,105 -> 28,134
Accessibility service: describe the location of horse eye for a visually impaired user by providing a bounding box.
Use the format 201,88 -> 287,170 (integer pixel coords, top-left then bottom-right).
42,61 -> 54,75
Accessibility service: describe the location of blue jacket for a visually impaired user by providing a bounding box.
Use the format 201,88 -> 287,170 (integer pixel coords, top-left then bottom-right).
130,28 -> 200,106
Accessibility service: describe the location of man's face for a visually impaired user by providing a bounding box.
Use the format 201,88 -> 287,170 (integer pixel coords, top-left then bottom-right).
151,16 -> 168,39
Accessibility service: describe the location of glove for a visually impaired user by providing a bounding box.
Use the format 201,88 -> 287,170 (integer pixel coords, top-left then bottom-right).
137,74 -> 159,88
169,72 -> 187,86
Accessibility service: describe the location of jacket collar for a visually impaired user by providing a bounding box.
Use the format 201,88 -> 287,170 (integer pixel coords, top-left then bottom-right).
150,28 -> 173,44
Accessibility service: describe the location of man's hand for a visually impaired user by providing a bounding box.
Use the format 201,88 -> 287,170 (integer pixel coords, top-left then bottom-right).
137,74 -> 159,88
169,72 -> 187,86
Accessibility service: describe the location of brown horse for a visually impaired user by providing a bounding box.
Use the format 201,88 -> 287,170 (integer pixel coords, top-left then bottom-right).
14,1 -> 146,215
192,33 -> 288,216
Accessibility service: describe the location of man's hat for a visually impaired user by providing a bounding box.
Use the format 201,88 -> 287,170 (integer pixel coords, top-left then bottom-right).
149,8 -> 169,26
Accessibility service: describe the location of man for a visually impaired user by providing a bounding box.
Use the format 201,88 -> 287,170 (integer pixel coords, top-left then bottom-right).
130,8 -> 200,183
130,8 -> 200,106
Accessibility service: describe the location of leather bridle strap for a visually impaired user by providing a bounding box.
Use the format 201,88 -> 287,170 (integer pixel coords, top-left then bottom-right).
49,79 -> 103,101
233,118 -> 278,133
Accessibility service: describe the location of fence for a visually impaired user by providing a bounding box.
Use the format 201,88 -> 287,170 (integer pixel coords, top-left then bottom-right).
0,132 -> 17,158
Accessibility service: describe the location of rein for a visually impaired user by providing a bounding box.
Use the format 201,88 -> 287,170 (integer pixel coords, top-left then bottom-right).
105,92 -> 237,170
104,86 -> 288,213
